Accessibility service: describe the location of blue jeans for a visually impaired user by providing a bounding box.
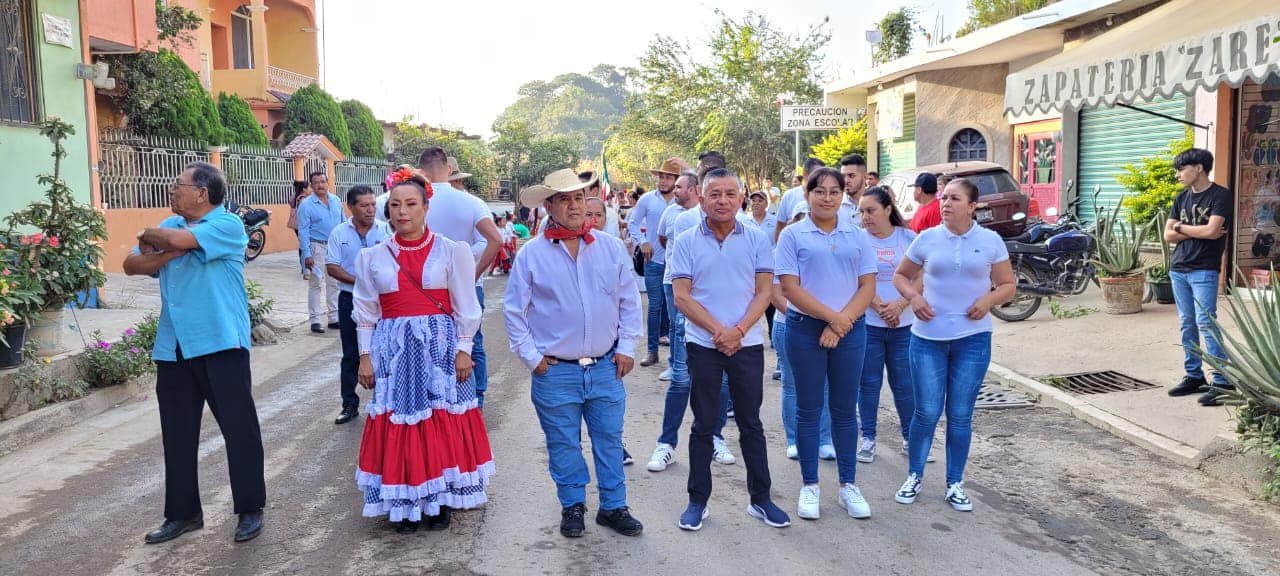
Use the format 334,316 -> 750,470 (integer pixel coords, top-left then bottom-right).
643,261 -> 670,353
860,324 -> 914,441
908,332 -> 991,484
473,285 -> 488,407
530,357 -> 628,510
787,311 -> 865,486
773,318 -> 831,447
658,284 -> 727,446
1170,270 -> 1228,387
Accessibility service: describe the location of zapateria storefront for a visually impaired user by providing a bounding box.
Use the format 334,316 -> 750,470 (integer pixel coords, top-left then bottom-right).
1005,0 -> 1280,282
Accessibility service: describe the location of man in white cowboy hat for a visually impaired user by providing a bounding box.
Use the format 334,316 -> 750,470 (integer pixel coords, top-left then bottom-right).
627,157 -> 688,368
447,156 -> 473,190
504,168 -> 645,539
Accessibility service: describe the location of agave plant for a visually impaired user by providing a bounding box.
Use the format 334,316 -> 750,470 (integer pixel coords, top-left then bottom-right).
1192,269 -> 1280,412
1089,196 -> 1154,278
1145,207 -> 1172,283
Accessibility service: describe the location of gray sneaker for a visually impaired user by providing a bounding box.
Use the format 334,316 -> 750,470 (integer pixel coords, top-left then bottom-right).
856,438 -> 876,463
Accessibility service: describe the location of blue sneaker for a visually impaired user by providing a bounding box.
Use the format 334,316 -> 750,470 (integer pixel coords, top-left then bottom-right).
747,500 -> 791,528
679,503 -> 708,531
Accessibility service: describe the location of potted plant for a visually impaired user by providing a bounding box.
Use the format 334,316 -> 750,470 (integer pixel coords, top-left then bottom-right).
1,118 -> 107,356
1146,207 -> 1176,304
1090,198 -> 1154,314
0,240 -> 45,367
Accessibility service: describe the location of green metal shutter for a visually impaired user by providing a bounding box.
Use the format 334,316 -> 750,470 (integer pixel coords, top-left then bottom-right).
877,94 -> 917,175
1076,95 -> 1188,224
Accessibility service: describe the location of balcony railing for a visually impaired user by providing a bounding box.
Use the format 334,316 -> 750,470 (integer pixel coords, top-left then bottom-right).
267,66 -> 316,93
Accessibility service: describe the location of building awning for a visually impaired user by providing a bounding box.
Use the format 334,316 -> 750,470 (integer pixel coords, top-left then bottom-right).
1004,0 -> 1280,115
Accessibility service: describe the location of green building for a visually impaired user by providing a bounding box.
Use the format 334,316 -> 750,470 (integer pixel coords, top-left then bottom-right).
0,0 -> 92,215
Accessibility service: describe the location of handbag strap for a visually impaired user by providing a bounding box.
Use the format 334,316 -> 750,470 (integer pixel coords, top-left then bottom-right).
385,239 -> 447,313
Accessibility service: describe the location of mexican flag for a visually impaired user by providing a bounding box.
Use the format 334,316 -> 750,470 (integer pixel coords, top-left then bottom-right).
599,148 -> 611,200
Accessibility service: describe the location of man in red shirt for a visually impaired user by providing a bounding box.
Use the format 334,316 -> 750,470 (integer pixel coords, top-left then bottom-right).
909,173 -> 941,233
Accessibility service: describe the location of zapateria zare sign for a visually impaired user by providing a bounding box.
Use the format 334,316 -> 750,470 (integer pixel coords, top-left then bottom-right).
1006,12 -> 1280,113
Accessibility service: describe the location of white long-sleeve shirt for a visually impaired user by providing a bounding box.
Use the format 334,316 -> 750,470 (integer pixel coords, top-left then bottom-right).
627,190 -> 675,264
352,233 -> 482,355
503,233 -> 643,371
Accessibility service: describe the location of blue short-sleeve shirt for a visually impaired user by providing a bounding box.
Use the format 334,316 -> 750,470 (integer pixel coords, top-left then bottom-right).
774,217 -> 878,316
142,206 -> 252,361
666,217 -> 773,349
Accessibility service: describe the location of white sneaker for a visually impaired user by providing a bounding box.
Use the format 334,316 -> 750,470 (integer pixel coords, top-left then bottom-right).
895,473 -> 922,504
786,445 -> 798,460
838,484 -> 871,518
797,485 -> 821,520
647,443 -> 676,472
901,443 -> 937,462
713,437 -> 736,465
659,368 -> 672,381
856,438 -> 876,463
818,444 -> 836,460
945,482 -> 974,511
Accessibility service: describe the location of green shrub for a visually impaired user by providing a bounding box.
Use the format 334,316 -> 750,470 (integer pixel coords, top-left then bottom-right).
105,49 -> 226,145
218,93 -> 268,147
246,280 -> 274,328
1119,131 -> 1193,233
808,117 -> 867,166
341,99 -> 384,158
283,84 -> 351,155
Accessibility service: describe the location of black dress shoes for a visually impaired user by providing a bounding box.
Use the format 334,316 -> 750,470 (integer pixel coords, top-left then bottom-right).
334,405 -> 359,425
596,506 -> 643,536
144,514 -> 204,544
425,506 -> 451,531
395,520 -> 420,533
327,321 -> 340,330
1168,376 -> 1209,397
234,510 -> 263,542
310,323 -> 325,334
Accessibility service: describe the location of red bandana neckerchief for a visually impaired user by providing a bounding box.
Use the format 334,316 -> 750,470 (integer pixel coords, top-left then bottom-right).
543,218 -> 597,244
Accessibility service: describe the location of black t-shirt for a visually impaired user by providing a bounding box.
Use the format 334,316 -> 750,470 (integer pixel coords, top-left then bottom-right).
1170,183 -> 1232,272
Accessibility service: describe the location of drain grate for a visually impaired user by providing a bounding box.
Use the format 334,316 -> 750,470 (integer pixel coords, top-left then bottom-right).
974,382 -> 1033,409
1042,370 -> 1160,395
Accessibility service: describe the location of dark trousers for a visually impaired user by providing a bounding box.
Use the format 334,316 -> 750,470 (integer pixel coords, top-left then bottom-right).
156,347 -> 266,521
686,343 -> 771,506
338,290 -> 359,408
764,304 -> 777,346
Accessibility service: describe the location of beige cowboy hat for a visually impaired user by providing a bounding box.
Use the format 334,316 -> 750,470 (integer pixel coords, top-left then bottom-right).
649,157 -> 687,177
446,156 -> 472,181
519,168 -> 599,206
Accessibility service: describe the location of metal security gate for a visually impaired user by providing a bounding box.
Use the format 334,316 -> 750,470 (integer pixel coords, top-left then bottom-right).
877,93 -> 916,176
1076,95 -> 1189,224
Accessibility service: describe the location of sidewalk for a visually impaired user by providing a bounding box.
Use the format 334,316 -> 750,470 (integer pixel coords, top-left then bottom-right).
989,285 -> 1239,465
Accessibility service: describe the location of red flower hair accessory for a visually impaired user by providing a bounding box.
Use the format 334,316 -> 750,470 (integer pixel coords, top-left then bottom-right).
387,168 -> 434,199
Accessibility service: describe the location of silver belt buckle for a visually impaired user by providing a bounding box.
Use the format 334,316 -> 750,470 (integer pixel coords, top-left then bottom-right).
578,357 -> 596,367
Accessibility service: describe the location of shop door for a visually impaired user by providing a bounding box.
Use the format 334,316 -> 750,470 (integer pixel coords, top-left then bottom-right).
1235,78 -> 1280,275
1016,128 -> 1062,222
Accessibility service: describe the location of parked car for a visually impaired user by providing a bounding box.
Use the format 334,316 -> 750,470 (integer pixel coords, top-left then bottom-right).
881,161 -> 1031,237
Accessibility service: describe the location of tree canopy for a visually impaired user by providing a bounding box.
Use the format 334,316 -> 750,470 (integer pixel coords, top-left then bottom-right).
105,49 -> 225,145
491,119 -> 581,191
957,0 -> 1059,37
606,11 -> 829,188
283,84 -> 352,155
875,8 -> 917,64
341,99 -> 385,158
393,122 -> 499,196
492,65 -> 628,162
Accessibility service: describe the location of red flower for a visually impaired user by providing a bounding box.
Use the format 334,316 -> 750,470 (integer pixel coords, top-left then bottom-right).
30,232 -> 44,245
47,236 -> 59,248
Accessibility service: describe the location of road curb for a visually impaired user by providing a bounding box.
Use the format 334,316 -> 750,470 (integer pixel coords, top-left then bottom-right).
0,319 -> 310,458
988,361 -> 1201,467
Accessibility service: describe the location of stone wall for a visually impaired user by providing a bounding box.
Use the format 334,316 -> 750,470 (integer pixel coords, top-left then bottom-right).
914,64 -> 1012,169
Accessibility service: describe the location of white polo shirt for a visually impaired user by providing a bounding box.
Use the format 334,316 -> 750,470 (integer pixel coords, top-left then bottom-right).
775,185 -> 806,223
666,206 -> 752,285
905,223 -> 1009,341
658,203 -> 693,285
627,189 -> 675,265
666,217 -> 773,349
775,217 -> 877,317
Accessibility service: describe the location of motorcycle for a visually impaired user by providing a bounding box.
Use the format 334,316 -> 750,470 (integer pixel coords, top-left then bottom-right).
226,200 -> 271,261
991,182 -> 1097,322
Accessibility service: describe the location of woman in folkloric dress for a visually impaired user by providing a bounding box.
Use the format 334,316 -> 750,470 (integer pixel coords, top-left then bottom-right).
353,168 -> 494,533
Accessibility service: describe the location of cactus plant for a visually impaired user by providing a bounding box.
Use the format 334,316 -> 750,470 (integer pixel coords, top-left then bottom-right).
1090,196 -> 1154,278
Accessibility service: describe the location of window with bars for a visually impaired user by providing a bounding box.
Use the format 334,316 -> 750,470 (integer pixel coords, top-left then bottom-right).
948,128 -> 988,162
0,0 -> 38,124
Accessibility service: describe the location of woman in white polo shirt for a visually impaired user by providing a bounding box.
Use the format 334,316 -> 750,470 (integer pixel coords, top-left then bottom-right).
776,167 -> 878,521
891,178 -> 1016,512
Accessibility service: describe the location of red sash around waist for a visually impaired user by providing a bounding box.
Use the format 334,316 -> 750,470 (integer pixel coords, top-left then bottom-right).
380,288 -> 452,318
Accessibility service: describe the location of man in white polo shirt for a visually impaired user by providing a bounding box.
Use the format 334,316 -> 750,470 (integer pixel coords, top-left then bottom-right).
667,168 -> 790,532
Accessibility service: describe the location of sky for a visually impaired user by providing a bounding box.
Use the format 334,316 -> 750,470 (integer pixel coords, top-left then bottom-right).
317,0 -> 970,138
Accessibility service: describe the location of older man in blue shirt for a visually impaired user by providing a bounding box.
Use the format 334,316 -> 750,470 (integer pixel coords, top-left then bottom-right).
325,185 -> 390,425
297,171 -> 345,333
124,161 -> 265,545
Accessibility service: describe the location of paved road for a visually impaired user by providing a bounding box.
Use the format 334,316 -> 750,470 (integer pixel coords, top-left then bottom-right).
1,274 -> 1277,575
